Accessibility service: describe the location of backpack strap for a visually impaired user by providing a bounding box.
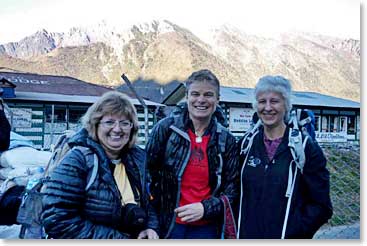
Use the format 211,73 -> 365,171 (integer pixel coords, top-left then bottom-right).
43,134 -> 68,176
239,118 -> 262,161
216,123 -> 227,153
212,122 -> 227,195
282,110 -> 310,239
298,115 -> 312,127
296,109 -> 311,138
288,110 -> 307,173
44,131 -> 76,177
72,146 -> 99,191
86,154 -> 98,191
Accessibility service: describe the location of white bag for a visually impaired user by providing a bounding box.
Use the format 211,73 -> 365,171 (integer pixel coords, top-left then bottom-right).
0,147 -> 51,169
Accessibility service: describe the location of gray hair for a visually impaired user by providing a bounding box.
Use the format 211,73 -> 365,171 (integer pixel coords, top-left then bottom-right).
252,75 -> 293,121
185,69 -> 220,98
81,91 -> 139,148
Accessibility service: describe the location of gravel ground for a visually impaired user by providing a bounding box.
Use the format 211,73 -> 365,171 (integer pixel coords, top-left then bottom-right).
313,222 -> 360,239
0,225 -> 21,239
0,222 -> 360,239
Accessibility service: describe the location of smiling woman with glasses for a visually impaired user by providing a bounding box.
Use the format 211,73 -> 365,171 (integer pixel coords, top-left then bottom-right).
41,91 -> 159,239
99,120 -> 133,130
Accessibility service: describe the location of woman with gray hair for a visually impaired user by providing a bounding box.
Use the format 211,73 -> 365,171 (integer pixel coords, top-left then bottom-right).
237,75 -> 332,239
41,91 -> 159,239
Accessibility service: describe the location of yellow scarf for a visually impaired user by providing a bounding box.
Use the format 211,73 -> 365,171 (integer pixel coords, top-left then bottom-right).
113,162 -> 137,205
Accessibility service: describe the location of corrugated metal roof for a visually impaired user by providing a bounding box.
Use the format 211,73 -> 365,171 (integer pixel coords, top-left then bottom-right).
0,72 -> 164,106
220,86 -> 360,108
12,92 -> 164,106
0,72 -> 112,96
116,79 -> 182,103
162,84 -> 360,109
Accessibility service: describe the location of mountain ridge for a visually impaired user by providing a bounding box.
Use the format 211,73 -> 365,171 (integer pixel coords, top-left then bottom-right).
0,20 -> 360,102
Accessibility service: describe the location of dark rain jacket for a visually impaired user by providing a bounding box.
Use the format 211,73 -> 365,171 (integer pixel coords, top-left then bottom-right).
237,126 -> 333,239
0,109 -> 10,151
41,128 -> 159,239
146,103 -> 239,238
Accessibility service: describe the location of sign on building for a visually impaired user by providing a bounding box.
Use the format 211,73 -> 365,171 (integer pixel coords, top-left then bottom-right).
229,107 -> 254,132
12,108 -> 32,128
315,132 -> 348,143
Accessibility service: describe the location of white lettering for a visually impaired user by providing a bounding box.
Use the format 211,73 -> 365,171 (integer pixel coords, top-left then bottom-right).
4,76 -> 50,85
315,132 -> 347,143
229,107 -> 254,132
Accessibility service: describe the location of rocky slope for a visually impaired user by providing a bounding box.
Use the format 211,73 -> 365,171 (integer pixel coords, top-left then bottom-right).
0,20 -> 360,101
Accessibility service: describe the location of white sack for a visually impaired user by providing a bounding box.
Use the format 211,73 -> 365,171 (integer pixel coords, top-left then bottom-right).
0,167 -> 13,180
0,147 -> 51,169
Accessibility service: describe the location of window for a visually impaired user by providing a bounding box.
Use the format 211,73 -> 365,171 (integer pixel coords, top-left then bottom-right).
329,116 -> 338,132
45,105 -> 67,134
339,116 -> 348,132
321,116 -> 328,132
315,116 -> 321,132
68,107 -> 87,131
321,115 -> 343,132
347,116 -> 356,134
45,105 -> 66,123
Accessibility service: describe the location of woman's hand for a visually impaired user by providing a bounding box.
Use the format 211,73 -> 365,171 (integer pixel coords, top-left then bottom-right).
137,228 -> 159,239
174,202 -> 204,223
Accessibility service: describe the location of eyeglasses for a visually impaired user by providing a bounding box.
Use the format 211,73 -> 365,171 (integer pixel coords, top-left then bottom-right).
99,120 -> 133,130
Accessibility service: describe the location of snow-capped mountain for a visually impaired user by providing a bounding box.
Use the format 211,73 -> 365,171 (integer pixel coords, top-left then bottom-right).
0,19 -> 360,101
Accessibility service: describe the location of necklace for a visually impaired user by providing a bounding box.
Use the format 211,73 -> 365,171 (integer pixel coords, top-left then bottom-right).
195,131 -> 203,143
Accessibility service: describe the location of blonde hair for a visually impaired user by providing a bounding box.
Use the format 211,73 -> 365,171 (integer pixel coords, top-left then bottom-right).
81,91 -> 139,148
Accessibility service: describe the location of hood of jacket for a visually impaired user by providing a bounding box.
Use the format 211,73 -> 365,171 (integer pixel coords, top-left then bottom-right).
68,128 -> 108,160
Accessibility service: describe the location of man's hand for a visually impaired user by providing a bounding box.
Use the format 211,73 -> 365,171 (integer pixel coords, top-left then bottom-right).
174,202 -> 204,223
137,228 -> 159,239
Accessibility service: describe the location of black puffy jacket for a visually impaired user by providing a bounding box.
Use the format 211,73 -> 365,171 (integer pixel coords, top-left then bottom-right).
237,126 -> 333,238
0,109 -> 10,151
146,103 -> 239,238
41,129 -> 159,239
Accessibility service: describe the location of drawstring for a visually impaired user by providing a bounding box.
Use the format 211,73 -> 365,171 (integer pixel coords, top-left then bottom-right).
282,160 -> 298,239
240,120 -> 262,156
237,130 -> 259,238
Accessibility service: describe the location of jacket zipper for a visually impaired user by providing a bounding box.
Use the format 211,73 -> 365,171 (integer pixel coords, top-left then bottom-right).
165,126 -> 192,238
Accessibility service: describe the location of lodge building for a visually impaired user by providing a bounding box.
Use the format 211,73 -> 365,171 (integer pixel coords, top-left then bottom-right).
162,85 -> 360,144
0,72 -> 162,149
0,72 -> 360,149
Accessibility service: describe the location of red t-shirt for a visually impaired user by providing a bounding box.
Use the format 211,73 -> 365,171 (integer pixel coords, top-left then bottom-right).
176,129 -> 211,225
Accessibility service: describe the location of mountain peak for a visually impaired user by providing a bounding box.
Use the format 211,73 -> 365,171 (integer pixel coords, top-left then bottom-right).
130,19 -> 175,35
0,20 -> 360,101
35,28 -> 49,35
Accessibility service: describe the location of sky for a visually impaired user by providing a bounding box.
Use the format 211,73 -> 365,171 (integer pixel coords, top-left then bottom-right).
0,0 -> 361,44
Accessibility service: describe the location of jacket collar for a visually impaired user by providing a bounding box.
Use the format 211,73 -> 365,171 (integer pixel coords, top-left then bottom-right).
69,128 -> 108,159
258,125 -> 290,159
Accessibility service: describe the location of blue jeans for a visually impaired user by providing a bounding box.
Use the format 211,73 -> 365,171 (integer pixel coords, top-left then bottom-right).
168,223 -> 218,239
